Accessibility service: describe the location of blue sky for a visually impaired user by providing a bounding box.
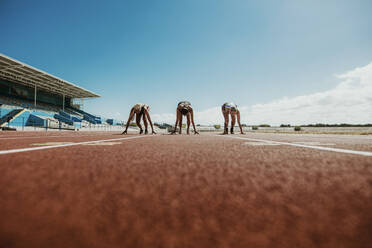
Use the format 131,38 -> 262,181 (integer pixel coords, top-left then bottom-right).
1,0 -> 372,124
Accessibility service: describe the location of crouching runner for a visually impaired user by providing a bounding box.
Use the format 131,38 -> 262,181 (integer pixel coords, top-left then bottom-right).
122,104 -> 156,134
221,102 -> 244,134
171,101 -> 199,134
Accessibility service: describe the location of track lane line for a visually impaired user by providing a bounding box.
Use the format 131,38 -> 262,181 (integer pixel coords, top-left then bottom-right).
217,135 -> 372,157
0,135 -> 150,155
0,134 -> 120,140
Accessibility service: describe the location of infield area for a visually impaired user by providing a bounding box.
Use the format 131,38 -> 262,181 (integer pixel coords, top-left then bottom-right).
0,131 -> 371,248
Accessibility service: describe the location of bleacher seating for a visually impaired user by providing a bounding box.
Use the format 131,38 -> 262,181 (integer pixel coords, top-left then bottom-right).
0,109 -> 26,127
10,110 -> 31,127
106,119 -> 114,125
0,94 -> 59,113
0,95 -> 101,129
72,116 -> 82,122
26,114 -> 45,127
54,114 -> 73,126
59,110 -> 71,119
59,110 -> 82,123
68,107 -> 101,124
26,114 -> 61,129
0,108 -> 12,117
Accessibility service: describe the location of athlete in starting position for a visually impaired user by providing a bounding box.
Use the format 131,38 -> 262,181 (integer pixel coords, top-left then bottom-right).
221,102 -> 244,134
172,101 -> 199,134
122,104 -> 156,134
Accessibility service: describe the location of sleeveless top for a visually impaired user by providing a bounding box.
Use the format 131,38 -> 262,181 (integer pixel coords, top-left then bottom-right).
178,101 -> 191,109
133,103 -> 149,114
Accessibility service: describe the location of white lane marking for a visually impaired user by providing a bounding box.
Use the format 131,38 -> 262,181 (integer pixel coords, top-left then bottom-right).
243,141 -> 335,146
243,141 -> 281,146
217,135 -> 372,157
32,142 -> 74,146
0,136 -> 148,155
295,141 -> 335,146
31,141 -> 123,146
32,141 -> 121,146
83,142 -> 122,146
0,134 -> 116,140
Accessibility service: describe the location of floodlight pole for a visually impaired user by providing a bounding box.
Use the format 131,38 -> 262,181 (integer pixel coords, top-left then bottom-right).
62,94 -> 65,111
34,84 -> 37,110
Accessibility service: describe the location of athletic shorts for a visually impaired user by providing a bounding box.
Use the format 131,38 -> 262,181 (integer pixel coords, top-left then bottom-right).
222,102 -> 237,112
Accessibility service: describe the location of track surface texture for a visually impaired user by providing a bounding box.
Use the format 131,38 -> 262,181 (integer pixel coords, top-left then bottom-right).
0,131 -> 371,248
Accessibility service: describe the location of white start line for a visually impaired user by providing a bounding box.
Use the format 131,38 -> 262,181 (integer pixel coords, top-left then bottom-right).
217,135 -> 372,157
0,134 -> 114,140
0,135 -> 150,155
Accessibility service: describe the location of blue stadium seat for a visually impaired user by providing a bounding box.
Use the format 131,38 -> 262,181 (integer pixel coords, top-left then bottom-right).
54,114 -> 73,125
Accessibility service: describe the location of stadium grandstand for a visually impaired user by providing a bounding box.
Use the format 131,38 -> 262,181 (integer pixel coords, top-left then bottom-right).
0,54 -> 119,130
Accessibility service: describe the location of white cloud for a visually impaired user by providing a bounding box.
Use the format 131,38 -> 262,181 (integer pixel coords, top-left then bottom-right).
152,62 -> 372,126
151,113 -> 176,124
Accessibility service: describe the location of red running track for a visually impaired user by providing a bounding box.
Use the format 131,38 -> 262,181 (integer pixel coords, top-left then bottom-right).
0,131 -> 371,248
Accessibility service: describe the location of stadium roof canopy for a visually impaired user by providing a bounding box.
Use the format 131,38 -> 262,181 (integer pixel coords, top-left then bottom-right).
0,54 -> 100,98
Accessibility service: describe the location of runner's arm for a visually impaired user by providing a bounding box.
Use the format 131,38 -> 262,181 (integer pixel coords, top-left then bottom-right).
190,108 -> 199,134
171,108 -> 180,134
123,108 -> 135,134
237,110 -> 244,134
145,109 -> 156,134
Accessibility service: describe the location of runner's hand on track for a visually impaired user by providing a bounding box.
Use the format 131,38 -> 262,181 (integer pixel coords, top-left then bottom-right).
122,130 -> 127,135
